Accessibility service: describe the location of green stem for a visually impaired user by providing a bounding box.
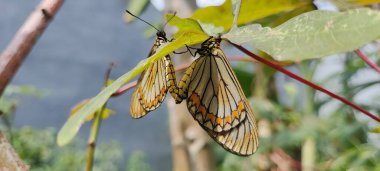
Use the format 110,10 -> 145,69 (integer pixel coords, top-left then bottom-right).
85,105 -> 106,171
85,63 -> 114,171
299,62 -> 317,171
302,136 -> 316,171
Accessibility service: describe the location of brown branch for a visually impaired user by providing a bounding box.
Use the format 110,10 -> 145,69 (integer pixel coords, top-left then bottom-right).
0,132 -> 29,170
355,49 -> 380,73
0,0 -> 65,96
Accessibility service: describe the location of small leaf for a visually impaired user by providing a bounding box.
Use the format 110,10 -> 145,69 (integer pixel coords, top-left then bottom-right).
124,0 -> 150,22
70,99 -> 114,122
370,126 -> 380,133
224,8 -> 380,61
167,14 -> 207,39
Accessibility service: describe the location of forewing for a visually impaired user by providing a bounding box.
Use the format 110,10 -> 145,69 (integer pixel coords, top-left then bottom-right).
130,85 -> 147,118
130,39 -> 168,118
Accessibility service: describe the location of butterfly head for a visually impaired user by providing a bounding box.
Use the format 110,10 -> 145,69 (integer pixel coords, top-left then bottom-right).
156,31 -> 168,42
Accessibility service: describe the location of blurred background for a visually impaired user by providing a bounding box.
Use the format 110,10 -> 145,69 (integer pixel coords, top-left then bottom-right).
1,0 -> 380,170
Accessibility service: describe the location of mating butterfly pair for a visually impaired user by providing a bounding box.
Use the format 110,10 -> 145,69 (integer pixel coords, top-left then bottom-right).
130,31 -> 258,156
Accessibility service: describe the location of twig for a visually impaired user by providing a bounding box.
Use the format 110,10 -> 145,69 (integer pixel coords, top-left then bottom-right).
229,41 -> 380,123
85,63 -> 114,171
0,0 -> 64,96
354,49 -> 380,73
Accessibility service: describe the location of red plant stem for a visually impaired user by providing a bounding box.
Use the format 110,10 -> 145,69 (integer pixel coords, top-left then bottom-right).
230,42 -> 380,123
355,49 -> 380,73
0,0 -> 64,96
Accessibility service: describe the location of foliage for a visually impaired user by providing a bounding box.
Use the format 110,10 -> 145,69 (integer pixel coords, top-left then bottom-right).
126,151 -> 151,171
3,127 -> 123,171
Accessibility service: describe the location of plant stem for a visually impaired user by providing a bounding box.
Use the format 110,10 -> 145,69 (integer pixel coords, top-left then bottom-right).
299,62 -> 317,171
355,49 -> 380,73
85,105 -> 106,171
230,41 -> 380,123
85,63 -> 114,171
302,136 -> 316,171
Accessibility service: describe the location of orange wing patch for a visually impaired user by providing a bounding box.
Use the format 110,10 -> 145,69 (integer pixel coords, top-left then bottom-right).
187,93 -> 246,132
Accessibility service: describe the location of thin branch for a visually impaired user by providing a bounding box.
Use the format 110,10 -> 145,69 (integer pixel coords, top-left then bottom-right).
229,41 -> 380,123
0,0 -> 65,96
354,49 -> 380,73
85,63 -> 114,171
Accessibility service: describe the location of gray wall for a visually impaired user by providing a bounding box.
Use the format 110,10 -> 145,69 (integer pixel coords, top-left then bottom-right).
1,0 -> 171,170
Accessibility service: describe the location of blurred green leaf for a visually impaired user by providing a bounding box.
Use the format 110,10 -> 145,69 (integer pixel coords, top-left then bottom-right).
124,0 -> 150,22
192,0 -> 311,31
8,127 -> 123,170
269,4 -> 316,27
167,14 -> 208,40
370,126 -> 380,133
3,85 -> 46,97
126,151 -> 151,171
233,66 -> 254,97
224,8 -> 380,61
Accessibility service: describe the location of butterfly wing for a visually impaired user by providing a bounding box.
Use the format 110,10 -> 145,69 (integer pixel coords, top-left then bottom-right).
178,42 -> 259,155
130,38 -> 168,118
184,53 -> 248,133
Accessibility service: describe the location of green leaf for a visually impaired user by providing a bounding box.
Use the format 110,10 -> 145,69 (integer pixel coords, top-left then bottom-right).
58,15 -> 209,146
191,0 -> 310,31
233,66 -> 254,97
124,0 -> 150,22
167,14 -> 207,39
238,0 -> 311,25
224,8 -> 380,61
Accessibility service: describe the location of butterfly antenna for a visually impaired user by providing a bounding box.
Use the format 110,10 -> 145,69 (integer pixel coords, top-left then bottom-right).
125,10 -> 160,32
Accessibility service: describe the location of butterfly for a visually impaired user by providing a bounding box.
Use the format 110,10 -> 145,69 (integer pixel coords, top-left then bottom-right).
127,11 -> 180,118
176,37 -> 259,156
